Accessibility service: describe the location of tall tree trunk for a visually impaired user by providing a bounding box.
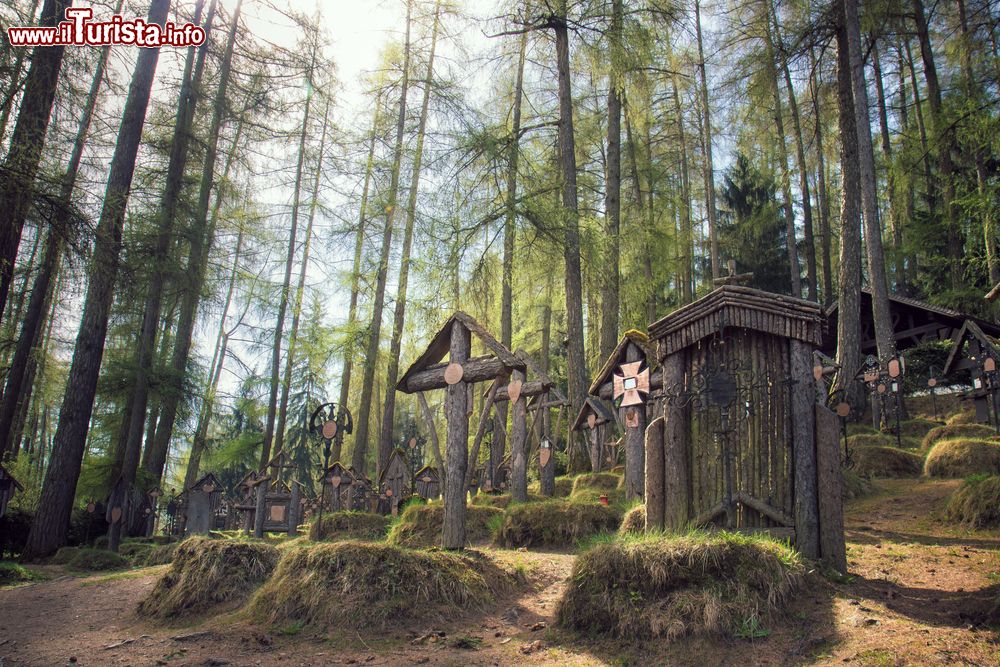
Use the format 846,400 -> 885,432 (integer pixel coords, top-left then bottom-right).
0,0 -> 72,329
871,41 -> 905,292
275,97 -> 330,460
912,0 -> 962,289
0,18 -> 117,456
808,45 -> 834,304
761,1 -> 801,296
832,4 -> 863,412
771,2 -> 818,302
552,4 -> 588,452
22,0 -> 172,561
146,0 -> 243,485
260,44 -> 317,470
670,63 -> 693,304
351,0 -> 413,476
119,0 -> 216,488
600,0 -> 622,358
0,0 -> 42,146
378,0 -> 442,475
844,0 -> 896,383
502,24 -> 527,351
695,0 -> 720,282
334,98 -> 382,465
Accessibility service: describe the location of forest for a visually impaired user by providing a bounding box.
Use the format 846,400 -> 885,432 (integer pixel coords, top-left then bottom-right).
0,0 -> 998,566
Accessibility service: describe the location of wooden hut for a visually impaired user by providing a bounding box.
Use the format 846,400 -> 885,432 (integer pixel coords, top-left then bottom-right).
571,397 -> 616,472
0,464 -> 23,519
589,331 -> 659,500
378,447 -> 412,515
414,465 -> 441,500
943,320 -> 1000,425
347,469 -> 376,513
646,285 -> 845,572
322,461 -> 355,512
396,311 -> 525,549
185,473 -> 224,535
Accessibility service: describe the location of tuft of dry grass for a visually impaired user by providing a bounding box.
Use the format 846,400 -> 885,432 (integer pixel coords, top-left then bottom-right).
386,503 -> 502,548
137,537 -> 279,619
923,439 -> 1000,478
896,418 -> 940,440
946,410 -> 979,426
946,475 -> 1000,528
247,541 -> 521,629
470,493 -> 544,509
619,505 -> 646,535
494,500 -> 621,548
556,531 -> 804,640
50,547 -> 128,571
308,511 -> 390,542
850,446 -> 924,478
847,432 -> 897,449
922,423 -> 995,451
842,468 -> 876,500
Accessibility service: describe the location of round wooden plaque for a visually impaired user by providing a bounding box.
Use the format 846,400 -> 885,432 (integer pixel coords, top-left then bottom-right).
322,421 -> 338,439
444,362 -> 464,385
877,383 -> 887,394
110,507 -> 123,524
927,378 -> 937,388
835,402 -> 851,418
386,488 -> 393,498
86,502 -> 96,514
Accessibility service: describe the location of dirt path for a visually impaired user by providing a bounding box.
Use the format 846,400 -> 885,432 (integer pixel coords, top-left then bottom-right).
3,480 -> 1000,666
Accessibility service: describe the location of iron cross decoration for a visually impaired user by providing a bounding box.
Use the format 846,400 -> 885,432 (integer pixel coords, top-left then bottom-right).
613,360 -> 650,408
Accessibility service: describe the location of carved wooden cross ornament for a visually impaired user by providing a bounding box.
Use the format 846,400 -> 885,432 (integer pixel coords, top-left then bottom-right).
613,360 -> 650,407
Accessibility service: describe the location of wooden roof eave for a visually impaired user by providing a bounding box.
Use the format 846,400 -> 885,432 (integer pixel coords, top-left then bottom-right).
571,397 -> 616,431
943,320 -> 1000,375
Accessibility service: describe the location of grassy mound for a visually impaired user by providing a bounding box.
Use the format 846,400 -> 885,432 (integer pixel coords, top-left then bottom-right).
248,541 -> 520,629
946,475 -> 1000,528
571,472 -> 621,494
924,439 -> 1000,478
386,503 -> 502,548
846,422 -> 875,436
557,532 -> 804,640
847,432 -> 896,449
138,537 -> 279,619
470,493 -> 545,509
0,561 -> 43,586
143,543 -> 178,566
842,469 -> 876,500
619,505 -> 645,535
495,500 -> 621,548
50,546 -> 80,565
850,446 -> 923,478
308,511 -> 391,542
922,423 -> 995,451
947,410 -> 979,426
897,418 -> 940,440
50,547 -> 129,571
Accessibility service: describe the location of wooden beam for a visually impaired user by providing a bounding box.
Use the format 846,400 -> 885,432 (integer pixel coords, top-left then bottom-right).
401,355 -> 508,393
510,367 -> 528,502
790,340 -> 820,559
815,404 -> 847,573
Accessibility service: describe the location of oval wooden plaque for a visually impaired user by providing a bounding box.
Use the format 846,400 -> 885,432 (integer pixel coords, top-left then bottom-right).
888,358 -> 902,378
540,448 -> 551,468
385,487 -> 393,498
408,437 -> 417,449
587,413 -> 597,429
813,364 -> 824,381
110,507 -> 123,524
322,421 -> 338,439
444,362 -> 464,385
331,475 -> 341,488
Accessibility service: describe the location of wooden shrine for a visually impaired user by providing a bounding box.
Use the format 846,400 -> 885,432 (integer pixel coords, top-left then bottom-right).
646,285 -> 846,572
0,464 -> 23,519
237,450 -> 303,538
589,331 -> 659,500
184,473 -> 224,535
378,448 -> 412,515
396,311 -> 525,549
321,461 -> 355,512
347,468 -> 376,512
943,320 -> 1000,425
571,397 -> 615,473
414,465 -> 441,500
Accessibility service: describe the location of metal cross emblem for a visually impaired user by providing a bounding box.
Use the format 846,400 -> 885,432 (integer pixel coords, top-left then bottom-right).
613,360 -> 650,408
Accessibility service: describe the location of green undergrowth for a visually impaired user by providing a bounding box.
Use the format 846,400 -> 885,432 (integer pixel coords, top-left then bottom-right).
247,541 -> 523,629
0,561 -> 45,586
556,530 -> 804,640
386,502 -> 502,548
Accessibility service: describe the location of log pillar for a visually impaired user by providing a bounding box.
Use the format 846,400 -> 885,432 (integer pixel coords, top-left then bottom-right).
790,339 -> 820,559
662,352 -> 689,531
253,483 -> 266,539
510,368 -> 528,502
442,321 -> 471,549
815,404 -> 847,573
588,426 -> 602,472
288,483 -> 300,537
644,416 -> 665,531
621,342 -> 647,501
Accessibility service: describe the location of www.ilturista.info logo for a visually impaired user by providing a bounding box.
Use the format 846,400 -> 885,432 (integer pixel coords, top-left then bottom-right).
7,7 -> 206,48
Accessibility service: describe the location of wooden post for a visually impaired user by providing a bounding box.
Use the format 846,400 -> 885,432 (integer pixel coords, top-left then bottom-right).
442,321 -> 471,549
288,483 -> 300,537
644,416 -> 665,531
540,397 -> 557,496
509,368 -> 528,502
253,483 -> 266,539
588,426 -> 602,472
815,404 -> 847,573
662,353 -> 689,531
790,339 -> 820,559
621,342 -> 647,501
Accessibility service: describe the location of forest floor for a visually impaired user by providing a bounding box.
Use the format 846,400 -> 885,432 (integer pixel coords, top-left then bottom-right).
2,478 -> 1000,666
